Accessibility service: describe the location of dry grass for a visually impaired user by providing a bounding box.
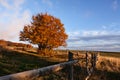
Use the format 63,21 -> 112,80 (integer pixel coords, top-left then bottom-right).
0,45 -> 120,80
97,56 -> 120,72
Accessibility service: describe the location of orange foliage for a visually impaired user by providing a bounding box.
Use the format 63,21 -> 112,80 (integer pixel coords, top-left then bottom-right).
20,13 -> 68,54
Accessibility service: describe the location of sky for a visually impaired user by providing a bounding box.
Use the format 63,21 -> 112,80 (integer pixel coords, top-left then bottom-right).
0,0 -> 120,52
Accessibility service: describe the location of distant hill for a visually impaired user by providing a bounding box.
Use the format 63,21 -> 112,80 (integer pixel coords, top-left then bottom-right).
0,39 -> 33,48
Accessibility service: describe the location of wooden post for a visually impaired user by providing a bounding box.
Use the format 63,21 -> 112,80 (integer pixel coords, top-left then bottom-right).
91,53 -> 94,68
0,60 -> 78,80
66,49 -> 69,54
91,53 -> 96,71
68,51 -> 74,80
86,51 -> 88,74
93,53 -> 97,70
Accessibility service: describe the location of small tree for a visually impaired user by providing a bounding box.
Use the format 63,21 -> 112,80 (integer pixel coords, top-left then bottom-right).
20,13 -> 68,55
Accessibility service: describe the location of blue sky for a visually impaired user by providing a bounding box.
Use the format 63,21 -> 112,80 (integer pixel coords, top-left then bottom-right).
0,0 -> 120,52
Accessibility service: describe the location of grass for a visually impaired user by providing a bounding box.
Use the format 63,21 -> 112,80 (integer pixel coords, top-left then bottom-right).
0,47 -> 59,76
0,46 -> 120,80
100,51 -> 120,58
55,50 -> 120,58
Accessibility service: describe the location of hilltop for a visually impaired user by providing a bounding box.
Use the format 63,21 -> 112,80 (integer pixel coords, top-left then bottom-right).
0,39 -> 33,48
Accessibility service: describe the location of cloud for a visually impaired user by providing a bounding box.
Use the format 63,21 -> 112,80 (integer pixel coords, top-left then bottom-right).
0,0 -> 31,42
102,25 -> 107,29
67,30 -> 120,52
79,43 -> 120,52
112,0 -> 118,11
42,0 -> 53,7
13,0 -> 24,8
101,23 -> 120,31
68,34 -> 120,42
84,11 -> 92,18
82,43 -> 120,48
68,30 -> 120,42
59,42 -> 120,52
0,0 -> 10,9
0,0 -> 24,10
68,30 -> 108,37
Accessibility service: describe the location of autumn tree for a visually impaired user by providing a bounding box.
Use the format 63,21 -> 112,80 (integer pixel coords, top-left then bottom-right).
19,13 -> 68,55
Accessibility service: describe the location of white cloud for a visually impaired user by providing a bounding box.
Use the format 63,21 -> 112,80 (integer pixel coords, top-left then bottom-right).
82,30 -> 108,36
13,0 -> 24,8
67,30 -> 120,52
112,0 -> 118,11
68,30 -> 120,42
68,30 -> 109,37
84,11 -> 92,18
102,25 -> 107,29
0,0 -> 31,42
0,0 -> 25,10
67,31 -> 80,37
42,0 -> 53,7
0,0 -> 10,9
0,12 -> 31,41
101,23 -> 120,31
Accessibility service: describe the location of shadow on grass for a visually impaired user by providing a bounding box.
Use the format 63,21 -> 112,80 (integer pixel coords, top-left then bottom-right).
0,47 -> 59,76
72,66 -> 120,80
25,50 -> 37,54
45,65 -> 120,80
0,47 -> 120,80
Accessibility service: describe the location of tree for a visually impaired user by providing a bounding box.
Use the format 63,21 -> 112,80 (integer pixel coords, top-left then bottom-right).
19,13 -> 68,55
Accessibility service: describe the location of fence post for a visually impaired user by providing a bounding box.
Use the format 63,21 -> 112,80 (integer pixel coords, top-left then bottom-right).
68,51 -> 74,80
91,53 -> 97,72
93,53 -> 97,70
86,51 -> 88,74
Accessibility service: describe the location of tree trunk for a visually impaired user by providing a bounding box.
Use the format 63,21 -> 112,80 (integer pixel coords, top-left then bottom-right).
37,44 -> 45,55
37,44 -> 54,56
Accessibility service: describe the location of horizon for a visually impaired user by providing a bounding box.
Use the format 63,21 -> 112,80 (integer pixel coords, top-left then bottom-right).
0,0 -> 120,52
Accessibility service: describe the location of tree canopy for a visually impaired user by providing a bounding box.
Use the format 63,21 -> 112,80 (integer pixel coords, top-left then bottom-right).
19,13 -> 68,54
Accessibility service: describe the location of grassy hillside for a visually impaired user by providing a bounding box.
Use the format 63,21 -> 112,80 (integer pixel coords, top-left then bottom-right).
0,46 -> 59,76
0,43 -> 120,80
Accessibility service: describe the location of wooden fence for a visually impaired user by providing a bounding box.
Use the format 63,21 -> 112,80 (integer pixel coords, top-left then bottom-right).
0,52 -> 79,80
0,51 -> 98,80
